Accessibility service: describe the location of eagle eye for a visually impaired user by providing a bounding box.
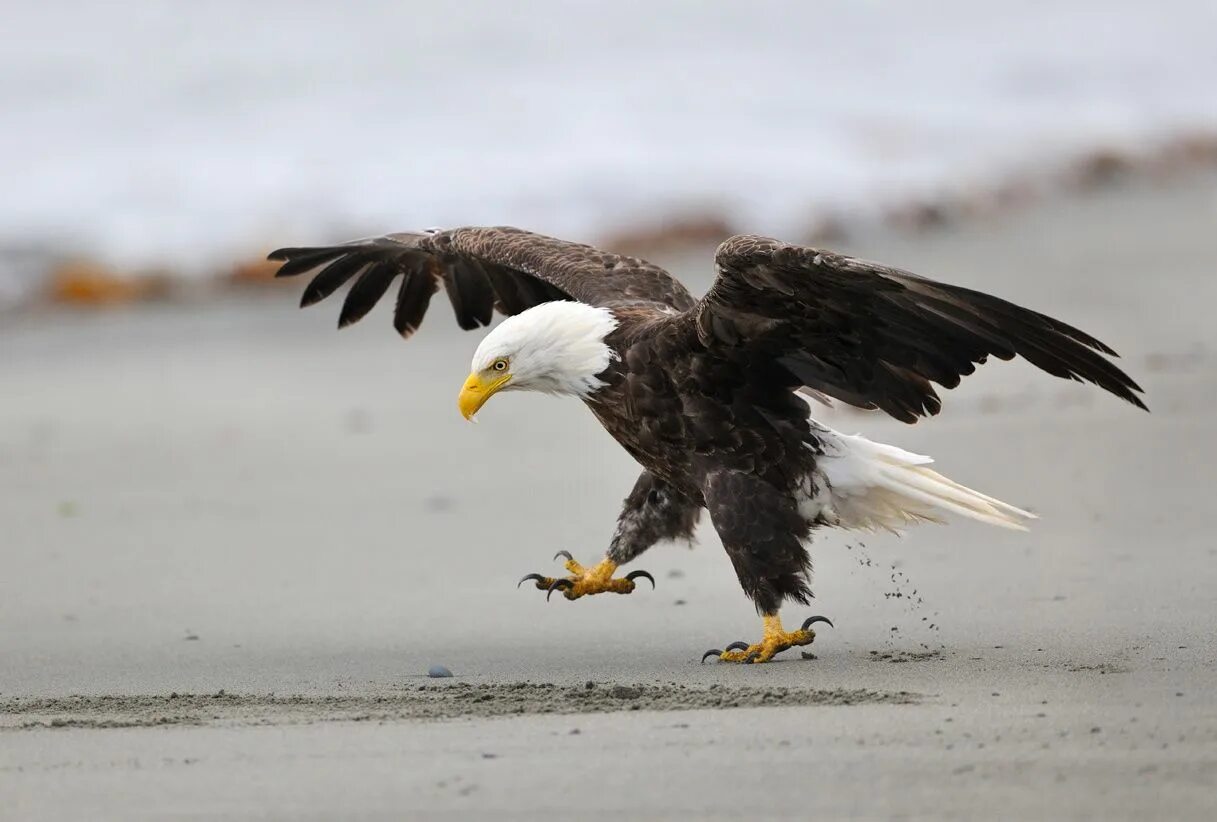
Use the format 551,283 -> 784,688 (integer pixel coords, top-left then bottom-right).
492,358 -> 509,372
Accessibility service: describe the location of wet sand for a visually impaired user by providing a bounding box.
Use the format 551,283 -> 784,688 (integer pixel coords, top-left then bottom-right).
2,176 -> 1216,819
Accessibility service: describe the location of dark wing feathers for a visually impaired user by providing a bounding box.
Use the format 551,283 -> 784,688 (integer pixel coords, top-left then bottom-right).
479,260 -> 533,316
269,226 -> 694,337
449,258 -> 497,328
692,235 -> 1146,422
392,258 -> 439,339
274,247 -> 348,280
273,225 -> 1143,421
299,255 -> 369,307
338,262 -> 398,329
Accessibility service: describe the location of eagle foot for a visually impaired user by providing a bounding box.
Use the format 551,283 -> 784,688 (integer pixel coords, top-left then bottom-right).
701,614 -> 833,664
517,553 -> 654,601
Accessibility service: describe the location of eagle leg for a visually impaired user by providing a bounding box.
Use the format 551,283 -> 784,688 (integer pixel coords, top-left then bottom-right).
516,555 -> 654,601
701,614 -> 833,664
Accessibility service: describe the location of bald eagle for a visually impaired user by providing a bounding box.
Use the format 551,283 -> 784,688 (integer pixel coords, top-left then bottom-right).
270,227 -> 1145,663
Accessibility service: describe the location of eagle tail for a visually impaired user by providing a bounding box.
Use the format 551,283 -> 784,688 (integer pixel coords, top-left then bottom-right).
814,428 -> 1036,532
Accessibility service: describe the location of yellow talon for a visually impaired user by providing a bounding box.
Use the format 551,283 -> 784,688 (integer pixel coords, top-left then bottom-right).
705,613 -> 828,664
519,556 -> 655,601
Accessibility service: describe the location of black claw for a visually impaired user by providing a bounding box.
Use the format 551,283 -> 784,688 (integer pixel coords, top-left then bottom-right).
553,550 -> 574,563
701,649 -> 723,663
517,573 -> 548,589
744,651 -> 761,664
625,569 -> 655,589
724,641 -> 751,652
801,615 -> 834,631
545,578 -> 574,601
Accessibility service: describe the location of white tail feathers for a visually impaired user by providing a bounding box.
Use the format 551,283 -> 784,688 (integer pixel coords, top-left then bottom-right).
811,426 -> 1036,533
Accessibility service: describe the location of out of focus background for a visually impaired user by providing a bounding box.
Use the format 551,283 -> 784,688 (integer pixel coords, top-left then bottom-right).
4,3 -> 1217,819
2,0 -> 1216,306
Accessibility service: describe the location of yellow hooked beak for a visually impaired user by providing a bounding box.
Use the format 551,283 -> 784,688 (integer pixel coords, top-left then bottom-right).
458,371 -> 511,420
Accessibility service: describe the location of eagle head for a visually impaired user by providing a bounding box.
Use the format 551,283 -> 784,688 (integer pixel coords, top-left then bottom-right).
458,301 -> 619,420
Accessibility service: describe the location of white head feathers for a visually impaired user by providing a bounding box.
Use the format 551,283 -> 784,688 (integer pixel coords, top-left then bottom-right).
470,301 -> 619,396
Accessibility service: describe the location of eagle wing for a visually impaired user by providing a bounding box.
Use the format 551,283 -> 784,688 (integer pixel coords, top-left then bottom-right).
688,234 -> 1147,422
269,226 -> 695,338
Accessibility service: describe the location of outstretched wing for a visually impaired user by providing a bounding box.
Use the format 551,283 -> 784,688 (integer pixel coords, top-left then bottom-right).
269,226 -> 695,338
688,234 -> 1146,422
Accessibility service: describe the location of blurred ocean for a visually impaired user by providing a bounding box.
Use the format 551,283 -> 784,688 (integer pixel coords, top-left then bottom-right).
3,0 -> 1216,303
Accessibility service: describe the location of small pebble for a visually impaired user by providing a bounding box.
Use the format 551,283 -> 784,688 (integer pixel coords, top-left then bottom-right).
428,665 -> 453,678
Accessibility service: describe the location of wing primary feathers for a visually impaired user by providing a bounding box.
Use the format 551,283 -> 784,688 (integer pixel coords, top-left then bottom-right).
338,262 -> 399,328
512,269 -> 563,307
480,265 -> 532,315
447,258 -> 496,328
300,255 -> 374,308
930,282 -> 1119,357
393,261 -> 439,339
439,255 -> 471,329
917,286 -> 1144,403
272,229 -> 1146,418
270,248 -> 349,279
269,226 -> 693,337
700,234 -> 1148,419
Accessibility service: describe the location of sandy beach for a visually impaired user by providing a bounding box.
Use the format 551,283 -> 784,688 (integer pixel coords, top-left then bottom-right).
3,175 -> 1216,819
